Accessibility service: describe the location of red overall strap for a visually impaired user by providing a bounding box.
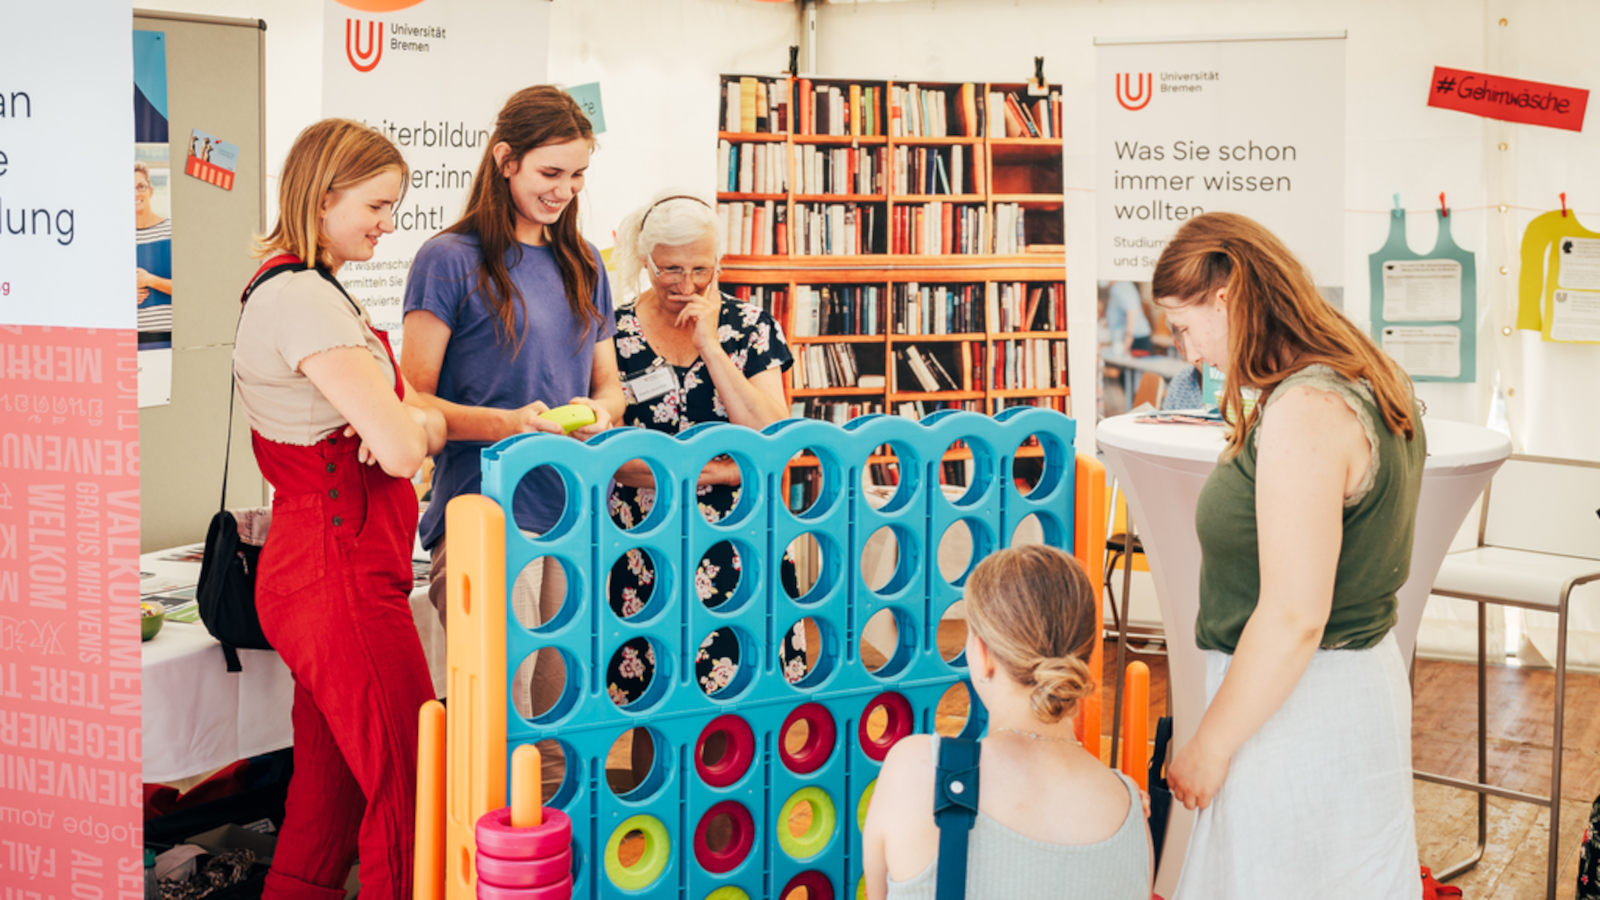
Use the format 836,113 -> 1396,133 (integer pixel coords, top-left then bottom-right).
371,328 -> 404,400
240,253 -> 306,304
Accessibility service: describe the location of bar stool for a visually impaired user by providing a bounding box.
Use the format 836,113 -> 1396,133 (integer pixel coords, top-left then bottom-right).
1418,454 -> 1600,899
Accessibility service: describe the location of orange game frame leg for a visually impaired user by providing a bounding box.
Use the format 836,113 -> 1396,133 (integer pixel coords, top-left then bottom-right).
415,699 -> 446,900
1072,453 -> 1108,760
1120,661 -> 1150,789
443,494 -> 511,900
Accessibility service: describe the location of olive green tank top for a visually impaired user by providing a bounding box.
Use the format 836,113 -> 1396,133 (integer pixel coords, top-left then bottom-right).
1194,365 -> 1426,653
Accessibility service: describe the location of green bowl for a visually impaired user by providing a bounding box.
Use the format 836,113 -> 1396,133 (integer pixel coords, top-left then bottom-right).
141,603 -> 165,641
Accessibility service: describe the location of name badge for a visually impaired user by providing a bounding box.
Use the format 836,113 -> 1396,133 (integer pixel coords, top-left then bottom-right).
626,363 -> 677,403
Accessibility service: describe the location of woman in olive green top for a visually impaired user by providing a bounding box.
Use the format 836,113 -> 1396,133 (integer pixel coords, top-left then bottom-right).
1155,213 -> 1426,899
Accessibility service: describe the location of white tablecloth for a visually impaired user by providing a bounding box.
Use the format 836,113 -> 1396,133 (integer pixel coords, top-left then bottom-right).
140,545 -> 447,784
1096,413 -> 1509,895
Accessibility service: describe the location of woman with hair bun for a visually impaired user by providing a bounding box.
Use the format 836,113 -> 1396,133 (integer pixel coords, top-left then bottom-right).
862,545 -> 1152,900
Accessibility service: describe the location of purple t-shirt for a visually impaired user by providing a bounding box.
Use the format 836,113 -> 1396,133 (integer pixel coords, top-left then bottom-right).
404,231 -> 615,548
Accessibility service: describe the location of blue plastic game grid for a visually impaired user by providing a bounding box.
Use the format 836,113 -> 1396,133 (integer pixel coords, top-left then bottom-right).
478,407 -> 1081,899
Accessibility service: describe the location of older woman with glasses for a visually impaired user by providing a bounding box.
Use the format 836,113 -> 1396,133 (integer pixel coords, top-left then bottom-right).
604,191 -> 801,708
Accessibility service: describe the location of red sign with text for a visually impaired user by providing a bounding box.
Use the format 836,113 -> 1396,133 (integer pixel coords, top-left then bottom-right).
1427,66 -> 1588,132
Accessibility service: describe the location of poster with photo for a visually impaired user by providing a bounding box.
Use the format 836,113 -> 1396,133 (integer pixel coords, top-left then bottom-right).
135,28 -> 173,407
184,127 -> 240,191
1093,33 -> 1345,418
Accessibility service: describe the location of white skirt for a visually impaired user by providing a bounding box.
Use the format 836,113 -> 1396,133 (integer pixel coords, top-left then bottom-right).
1172,631 -> 1421,900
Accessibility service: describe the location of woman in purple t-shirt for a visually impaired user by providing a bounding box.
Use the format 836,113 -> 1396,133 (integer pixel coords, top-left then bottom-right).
401,86 -> 624,652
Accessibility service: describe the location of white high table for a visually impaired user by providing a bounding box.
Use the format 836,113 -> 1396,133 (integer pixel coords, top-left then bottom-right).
140,545 -> 448,784
1096,413 -> 1511,895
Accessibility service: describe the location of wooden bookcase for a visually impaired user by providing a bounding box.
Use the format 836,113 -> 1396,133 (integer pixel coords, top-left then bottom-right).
715,74 -> 1067,493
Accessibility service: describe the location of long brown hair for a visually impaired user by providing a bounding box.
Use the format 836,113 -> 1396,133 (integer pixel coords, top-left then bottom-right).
257,118 -> 408,267
446,86 -> 598,352
1151,211 -> 1416,456
964,545 -> 1097,724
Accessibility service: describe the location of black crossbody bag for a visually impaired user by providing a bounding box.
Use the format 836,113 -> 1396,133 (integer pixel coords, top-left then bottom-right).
195,257 -> 306,672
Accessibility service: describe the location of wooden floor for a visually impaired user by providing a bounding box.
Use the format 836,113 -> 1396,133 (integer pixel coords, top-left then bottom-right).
1100,639 -> 1597,900
603,633 -> 1597,899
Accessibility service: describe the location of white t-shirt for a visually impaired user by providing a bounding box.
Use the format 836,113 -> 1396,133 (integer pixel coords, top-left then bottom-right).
233,268 -> 393,445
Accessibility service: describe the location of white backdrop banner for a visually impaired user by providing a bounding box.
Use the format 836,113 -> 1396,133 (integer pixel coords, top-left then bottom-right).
1095,35 -> 1346,288
1,3 -> 133,329
322,0 -> 550,335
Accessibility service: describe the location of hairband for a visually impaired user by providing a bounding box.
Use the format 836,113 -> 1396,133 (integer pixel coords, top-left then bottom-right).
640,194 -> 710,228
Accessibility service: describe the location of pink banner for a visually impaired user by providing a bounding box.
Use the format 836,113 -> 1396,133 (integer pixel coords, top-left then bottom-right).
0,326 -> 142,897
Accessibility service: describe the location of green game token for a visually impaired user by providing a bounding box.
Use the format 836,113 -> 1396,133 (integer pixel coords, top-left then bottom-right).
604,814 -> 671,890
777,786 -> 837,860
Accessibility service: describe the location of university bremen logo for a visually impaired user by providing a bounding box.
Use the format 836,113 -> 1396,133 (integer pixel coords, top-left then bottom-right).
1115,72 -> 1153,111
345,18 -> 382,72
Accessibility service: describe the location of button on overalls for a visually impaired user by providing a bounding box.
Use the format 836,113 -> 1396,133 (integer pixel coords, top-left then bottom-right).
246,275 -> 434,900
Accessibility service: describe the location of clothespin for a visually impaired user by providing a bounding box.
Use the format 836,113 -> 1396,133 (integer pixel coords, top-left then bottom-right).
1439,192 -> 1449,218
787,45 -> 799,77
1393,193 -> 1404,220
1561,192 -> 1569,217
1029,56 -> 1048,95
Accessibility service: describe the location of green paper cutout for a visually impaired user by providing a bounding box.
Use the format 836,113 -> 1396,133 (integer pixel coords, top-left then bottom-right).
1367,203 -> 1477,382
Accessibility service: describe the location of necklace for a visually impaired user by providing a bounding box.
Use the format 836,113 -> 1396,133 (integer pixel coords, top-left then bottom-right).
993,726 -> 1080,745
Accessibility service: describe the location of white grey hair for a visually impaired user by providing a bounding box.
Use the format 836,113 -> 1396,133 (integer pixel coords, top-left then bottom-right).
613,190 -> 721,301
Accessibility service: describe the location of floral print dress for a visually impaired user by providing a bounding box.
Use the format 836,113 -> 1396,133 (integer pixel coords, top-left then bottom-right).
605,297 -> 805,705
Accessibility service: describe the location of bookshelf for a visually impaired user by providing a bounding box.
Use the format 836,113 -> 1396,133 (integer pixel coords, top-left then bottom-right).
716,73 -> 1067,492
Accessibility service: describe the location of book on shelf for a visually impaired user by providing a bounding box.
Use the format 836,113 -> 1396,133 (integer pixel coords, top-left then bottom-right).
799,398 -> 884,425
924,348 -> 960,391
797,144 -> 883,195
795,202 -> 881,256
1011,92 -> 1040,137
900,344 -> 939,391
795,343 -> 864,390
718,199 -> 780,256
739,77 -> 757,133
723,285 -> 788,322
723,76 -> 790,134
992,203 -> 1026,254
958,83 -> 979,137
797,78 -> 812,134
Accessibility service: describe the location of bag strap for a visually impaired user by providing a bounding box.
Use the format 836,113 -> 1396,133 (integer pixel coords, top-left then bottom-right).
212,256 -> 301,677
933,735 -> 981,900
1149,715 -> 1173,788
221,255 -> 307,512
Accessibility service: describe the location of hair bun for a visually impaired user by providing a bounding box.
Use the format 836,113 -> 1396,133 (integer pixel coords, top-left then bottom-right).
1027,654 -> 1094,724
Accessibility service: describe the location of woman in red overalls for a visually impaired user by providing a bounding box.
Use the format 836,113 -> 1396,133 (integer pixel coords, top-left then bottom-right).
232,118 -> 445,900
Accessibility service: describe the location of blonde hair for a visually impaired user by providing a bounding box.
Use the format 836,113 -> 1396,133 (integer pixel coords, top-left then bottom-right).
964,545 -> 1097,723
612,191 -> 721,302
1151,212 -> 1417,457
257,118 -> 408,266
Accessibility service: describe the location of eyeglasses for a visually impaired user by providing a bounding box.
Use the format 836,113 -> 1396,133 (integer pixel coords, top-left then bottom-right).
135,183 -> 153,194
646,257 -> 716,288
